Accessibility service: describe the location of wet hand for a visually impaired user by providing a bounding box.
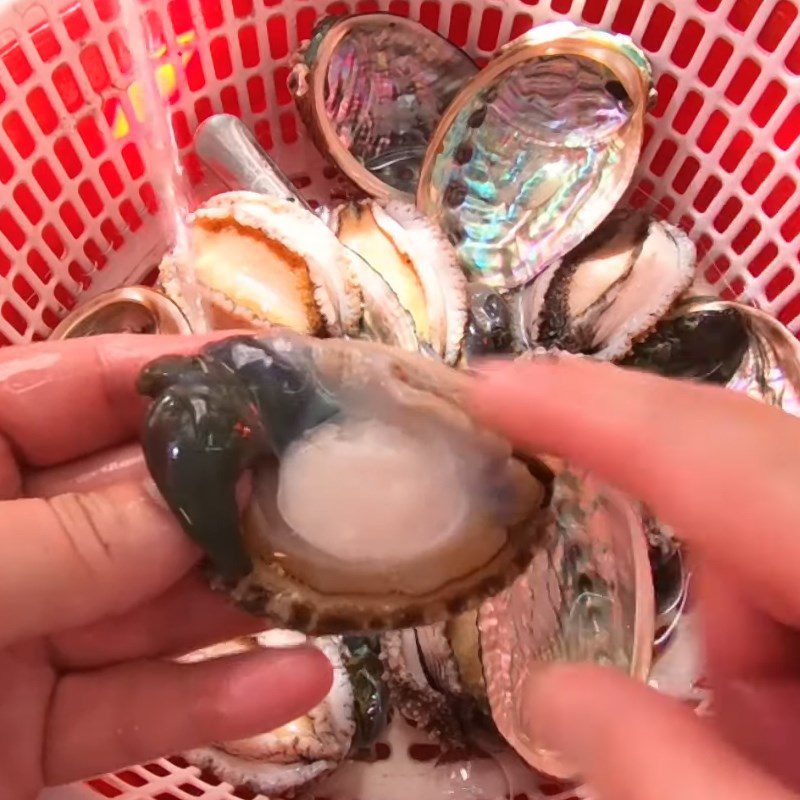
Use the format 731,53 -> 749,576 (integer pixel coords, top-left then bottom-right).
471,356 -> 800,800
0,335 -> 332,799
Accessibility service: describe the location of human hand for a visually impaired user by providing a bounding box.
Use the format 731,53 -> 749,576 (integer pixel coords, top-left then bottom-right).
0,335 -> 332,800
471,356 -> 800,800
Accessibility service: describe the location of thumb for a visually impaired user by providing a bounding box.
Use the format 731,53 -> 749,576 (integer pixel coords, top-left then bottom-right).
517,664 -> 797,800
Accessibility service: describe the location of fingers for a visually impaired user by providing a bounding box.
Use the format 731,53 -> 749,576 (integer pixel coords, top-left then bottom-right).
712,676 -> 800,791
470,358 -> 800,627
24,443 -> 147,499
50,570 -> 266,670
44,645 -> 333,786
0,331 -> 246,473
0,481 -> 198,645
519,664 -> 797,800
694,563 -> 800,682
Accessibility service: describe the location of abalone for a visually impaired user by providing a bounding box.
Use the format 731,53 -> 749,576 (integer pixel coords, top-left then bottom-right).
182,631 -> 364,796
417,21 -> 654,289
621,297 -> 800,415
138,331 -> 552,634
290,13 -> 478,201
516,210 -> 696,359
328,200 -> 467,364
158,191 -> 361,336
50,286 -> 192,339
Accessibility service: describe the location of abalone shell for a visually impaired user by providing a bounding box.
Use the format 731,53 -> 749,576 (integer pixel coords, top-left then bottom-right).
418,22 -> 654,289
292,13 -> 478,201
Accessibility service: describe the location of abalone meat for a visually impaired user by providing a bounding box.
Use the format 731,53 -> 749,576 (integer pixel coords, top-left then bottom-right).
515,210 -> 696,359
182,630 -> 378,796
138,331 -> 552,634
328,200 -> 467,364
158,191 -> 361,336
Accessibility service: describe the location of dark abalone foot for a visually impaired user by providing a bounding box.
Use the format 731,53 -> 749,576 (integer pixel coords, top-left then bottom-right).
619,306 -> 750,385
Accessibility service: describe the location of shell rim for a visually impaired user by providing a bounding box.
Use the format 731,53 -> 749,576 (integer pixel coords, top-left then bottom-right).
496,480 -> 655,780
306,12 -> 478,204
50,286 -> 193,339
416,22 -> 654,216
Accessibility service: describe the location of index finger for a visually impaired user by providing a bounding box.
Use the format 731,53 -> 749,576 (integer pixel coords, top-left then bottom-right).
470,357 -> 800,628
0,332 -> 244,475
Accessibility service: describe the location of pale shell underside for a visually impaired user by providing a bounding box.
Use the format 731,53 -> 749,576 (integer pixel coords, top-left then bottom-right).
419,51 -> 646,290
225,333 -> 549,635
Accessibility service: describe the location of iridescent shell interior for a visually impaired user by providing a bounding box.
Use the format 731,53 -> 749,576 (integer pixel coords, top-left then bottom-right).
480,467 -> 654,778
319,16 -> 477,197
418,27 -> 651,289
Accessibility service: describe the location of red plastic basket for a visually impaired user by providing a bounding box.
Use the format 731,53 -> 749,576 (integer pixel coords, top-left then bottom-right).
1,0 -> 797,797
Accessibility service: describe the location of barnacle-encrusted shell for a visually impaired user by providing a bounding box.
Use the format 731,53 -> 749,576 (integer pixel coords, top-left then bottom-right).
621,297 -> 800,415
330,200 -> 467,363
229,332 -> 551,633
183,631 -> 355,796
516,211 -> 696,359
417,21 -> 654,289
480,467 -> 654,779
158,191 -> 361,336
290,13 -> 478,201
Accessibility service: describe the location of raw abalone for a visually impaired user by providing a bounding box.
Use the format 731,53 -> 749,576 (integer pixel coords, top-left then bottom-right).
182,631 -> 365,796
138,331 -> 551,634
290,13 -> 478,201
417,22 -> 654,289
620,297 -> 800,415
158,191 -> 361,336
191,122 -> 420,352
380,626 -> 467,744
380,611 -> 493,744
480,467 -> 654,778
328,200 -> 467,363
515,210 -> 696,359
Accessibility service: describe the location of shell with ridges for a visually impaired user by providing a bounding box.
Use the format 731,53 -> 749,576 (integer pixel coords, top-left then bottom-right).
479,467 -> 654,779
290,13 -> 478,202
417,21 -> 654,290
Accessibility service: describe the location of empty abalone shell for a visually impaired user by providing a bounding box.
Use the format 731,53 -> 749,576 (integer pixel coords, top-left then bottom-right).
417,21 -> 654,289
291,13 -> 478,201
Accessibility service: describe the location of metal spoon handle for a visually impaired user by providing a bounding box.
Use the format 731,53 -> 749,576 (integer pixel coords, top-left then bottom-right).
194,114 -> 311,209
